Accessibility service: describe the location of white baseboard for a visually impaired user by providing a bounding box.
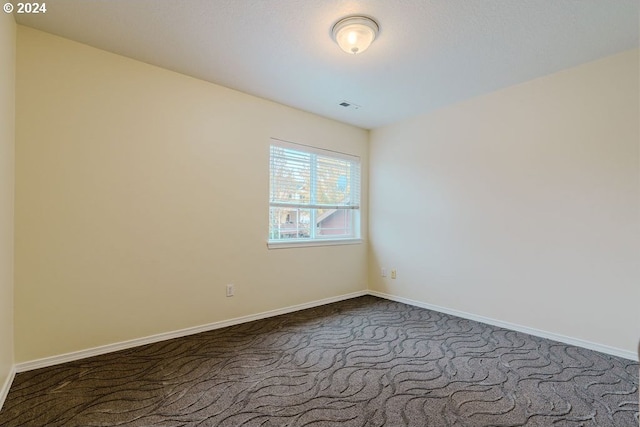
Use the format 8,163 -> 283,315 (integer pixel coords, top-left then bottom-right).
14,288 -> 637,374
15,290 -> 367,373
0,365 -> 16,411
368,290 -> 638,362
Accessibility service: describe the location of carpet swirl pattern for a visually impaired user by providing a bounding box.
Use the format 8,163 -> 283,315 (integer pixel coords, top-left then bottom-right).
1,296 -> 638,426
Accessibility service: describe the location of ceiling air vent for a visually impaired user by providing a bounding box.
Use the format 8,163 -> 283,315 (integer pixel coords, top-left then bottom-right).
339,100 -> 361,110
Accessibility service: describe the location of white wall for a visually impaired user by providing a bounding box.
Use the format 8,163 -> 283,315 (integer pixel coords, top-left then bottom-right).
0,12 -> 15,401
369,50 -> 639,355
14,27 -> 368,363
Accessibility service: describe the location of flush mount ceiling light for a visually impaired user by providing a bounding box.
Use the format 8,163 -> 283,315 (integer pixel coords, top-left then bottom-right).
332,16 -> 379,55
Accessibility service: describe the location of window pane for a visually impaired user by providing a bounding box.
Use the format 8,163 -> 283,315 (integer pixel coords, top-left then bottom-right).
316,208 -> 353,237
316,155 -> 353,206
269,207 -> 311,240
270,146 -> 310,205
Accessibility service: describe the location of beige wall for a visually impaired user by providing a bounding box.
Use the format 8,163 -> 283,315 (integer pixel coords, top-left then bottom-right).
12,25 -> 638,364
14,27 -> 368,362
369,50 -> 639,354
0,13 -> 15,391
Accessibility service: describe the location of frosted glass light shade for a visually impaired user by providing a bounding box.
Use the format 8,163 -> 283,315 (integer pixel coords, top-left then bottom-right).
332,16 -> 379,55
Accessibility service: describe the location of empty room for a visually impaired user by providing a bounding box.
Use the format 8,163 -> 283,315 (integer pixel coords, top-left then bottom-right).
0,1 -> 638,426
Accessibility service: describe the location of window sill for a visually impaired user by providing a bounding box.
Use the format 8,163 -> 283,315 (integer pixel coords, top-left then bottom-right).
267,238 -> 363,249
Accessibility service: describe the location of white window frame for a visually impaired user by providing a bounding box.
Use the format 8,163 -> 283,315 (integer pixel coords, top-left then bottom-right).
268,138 -> 362,249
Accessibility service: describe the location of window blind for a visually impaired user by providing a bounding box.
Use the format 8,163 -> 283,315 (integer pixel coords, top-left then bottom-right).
269,140 -> 361,242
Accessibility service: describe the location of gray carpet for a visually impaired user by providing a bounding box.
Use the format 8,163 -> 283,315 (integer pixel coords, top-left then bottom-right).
0,296 -> 638,426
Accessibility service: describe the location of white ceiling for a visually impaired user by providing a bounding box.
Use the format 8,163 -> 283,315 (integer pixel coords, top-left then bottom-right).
15,0 -> 639,129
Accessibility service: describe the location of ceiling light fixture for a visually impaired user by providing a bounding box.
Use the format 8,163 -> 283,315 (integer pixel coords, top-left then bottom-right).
332,16 -> 379,55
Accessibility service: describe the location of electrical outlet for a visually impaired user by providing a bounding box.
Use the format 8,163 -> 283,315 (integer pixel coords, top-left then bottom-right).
391,269 -> 397,279
226,284 -> 235,297
381,268 -> 387,277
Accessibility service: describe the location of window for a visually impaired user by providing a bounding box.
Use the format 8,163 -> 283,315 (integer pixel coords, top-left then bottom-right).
269,139 -> 361,247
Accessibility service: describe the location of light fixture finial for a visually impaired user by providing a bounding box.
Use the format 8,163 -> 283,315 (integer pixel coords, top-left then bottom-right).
332,16 -> 379,55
